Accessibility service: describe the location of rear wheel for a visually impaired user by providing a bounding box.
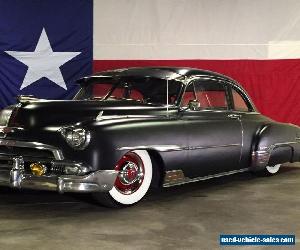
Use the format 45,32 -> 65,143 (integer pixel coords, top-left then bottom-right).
265,164 -> 281,175
92,150 -> 152,208
255,163 -> 281,176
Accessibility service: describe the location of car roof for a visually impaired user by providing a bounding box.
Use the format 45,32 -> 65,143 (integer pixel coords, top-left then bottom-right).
76,66 -> 256,111
78,67 -> 237,85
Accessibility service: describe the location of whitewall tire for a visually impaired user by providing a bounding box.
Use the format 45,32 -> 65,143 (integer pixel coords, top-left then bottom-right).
265,164 -> 281,175
253,163 -> 282,177
109,150 -> 152,205
93,150 -> 153,207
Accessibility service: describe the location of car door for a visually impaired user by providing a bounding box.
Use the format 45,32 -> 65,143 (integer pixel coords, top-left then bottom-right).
180,77 -> 243,178
229,86 -> 268,169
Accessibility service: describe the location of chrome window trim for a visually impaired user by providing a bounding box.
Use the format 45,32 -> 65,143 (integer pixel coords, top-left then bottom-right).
0,139 -> 64,160
180,75 -> 256,112
181,108 -> 260,115
180,76 -> 230,110
230,85 -> 254,113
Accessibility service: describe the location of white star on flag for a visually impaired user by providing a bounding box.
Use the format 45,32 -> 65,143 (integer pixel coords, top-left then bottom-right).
5,28 -> 81,90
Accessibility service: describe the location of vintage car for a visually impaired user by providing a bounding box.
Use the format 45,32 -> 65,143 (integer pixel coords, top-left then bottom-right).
0,67 -> 299,207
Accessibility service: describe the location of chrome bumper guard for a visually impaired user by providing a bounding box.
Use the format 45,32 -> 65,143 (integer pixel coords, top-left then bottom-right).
0,156 -> 118,193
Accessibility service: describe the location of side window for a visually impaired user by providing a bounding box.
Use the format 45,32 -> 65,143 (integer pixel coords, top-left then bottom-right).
92,83 -> 112,98
182,78 -> 229,110
232,88 -> 250,112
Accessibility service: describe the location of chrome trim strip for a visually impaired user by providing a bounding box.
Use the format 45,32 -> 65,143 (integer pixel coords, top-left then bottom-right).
96,114 -> 159,121
258,141 -> 299,152
163,168 -> 249,187
117,143 -> 241,152
181,109 -> 259,115
0,139 -> 64,160
273,141 -> 299,147
117,145 -> 183,152
0,126 -> 24,134
188,143 -> 240,150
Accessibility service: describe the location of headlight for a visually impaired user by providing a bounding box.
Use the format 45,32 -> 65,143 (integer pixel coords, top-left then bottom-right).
60,127 -> 90,150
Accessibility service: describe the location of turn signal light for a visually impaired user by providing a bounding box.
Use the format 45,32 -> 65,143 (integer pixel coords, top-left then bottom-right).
30,163 -> 46,176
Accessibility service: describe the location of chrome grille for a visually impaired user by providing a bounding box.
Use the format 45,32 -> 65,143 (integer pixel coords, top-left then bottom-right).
0,157 -> 13,171
0,139 -> 64,160
50,165 -> 65,175
0,145 -> 54,159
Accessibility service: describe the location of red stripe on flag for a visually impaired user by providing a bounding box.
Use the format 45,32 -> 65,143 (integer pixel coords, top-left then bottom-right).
93,59 -> 300,126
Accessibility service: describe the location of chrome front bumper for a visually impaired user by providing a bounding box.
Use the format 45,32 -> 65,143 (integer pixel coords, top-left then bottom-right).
0,156 -> 118,193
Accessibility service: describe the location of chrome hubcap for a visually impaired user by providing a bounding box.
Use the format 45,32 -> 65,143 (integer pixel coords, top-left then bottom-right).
118,161 -> 144,185
114,152 -> 145,195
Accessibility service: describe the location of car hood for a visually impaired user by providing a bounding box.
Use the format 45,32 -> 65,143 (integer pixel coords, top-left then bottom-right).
11,99 -> 171,128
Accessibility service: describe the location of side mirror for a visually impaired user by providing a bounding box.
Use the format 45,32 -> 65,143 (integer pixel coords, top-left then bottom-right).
188,100 -> 200,110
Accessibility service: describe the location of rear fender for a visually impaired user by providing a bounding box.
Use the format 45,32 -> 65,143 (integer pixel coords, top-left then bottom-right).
251,123 -> 299,171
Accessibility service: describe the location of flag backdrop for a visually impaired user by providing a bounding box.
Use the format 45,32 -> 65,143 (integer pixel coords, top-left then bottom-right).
0,0 -> 299,125
0,0 -> 93,105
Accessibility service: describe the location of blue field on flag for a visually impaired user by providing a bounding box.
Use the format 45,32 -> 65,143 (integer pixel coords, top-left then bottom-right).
0,0 -> 93,108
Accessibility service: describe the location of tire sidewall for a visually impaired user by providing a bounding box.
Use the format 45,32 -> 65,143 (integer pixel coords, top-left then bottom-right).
265,164 -> 281,175
109,150 -> 152,205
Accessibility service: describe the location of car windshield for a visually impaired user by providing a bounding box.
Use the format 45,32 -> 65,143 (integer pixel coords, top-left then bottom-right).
74,77 -> 183,106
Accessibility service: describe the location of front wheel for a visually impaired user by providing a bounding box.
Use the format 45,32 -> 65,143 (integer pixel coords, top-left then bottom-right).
92,150 -> 153,208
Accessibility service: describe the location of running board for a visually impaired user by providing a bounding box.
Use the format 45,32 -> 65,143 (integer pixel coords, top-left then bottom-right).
163,168 -> 249,187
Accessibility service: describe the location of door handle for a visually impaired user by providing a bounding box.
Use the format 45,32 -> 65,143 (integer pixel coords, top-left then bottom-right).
228,114 -> 241,119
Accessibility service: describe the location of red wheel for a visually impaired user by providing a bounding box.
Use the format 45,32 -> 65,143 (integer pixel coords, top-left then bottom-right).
113,151 -> 145,195
109,150 -> 152,205
93,150 -> 153,207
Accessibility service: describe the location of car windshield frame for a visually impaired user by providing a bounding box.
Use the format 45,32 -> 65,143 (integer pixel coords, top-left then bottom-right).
74,75 -> 185,107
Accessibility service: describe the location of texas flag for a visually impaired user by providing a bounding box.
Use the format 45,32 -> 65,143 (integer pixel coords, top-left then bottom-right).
0,0 -> 92,106
0,0 -> 299,126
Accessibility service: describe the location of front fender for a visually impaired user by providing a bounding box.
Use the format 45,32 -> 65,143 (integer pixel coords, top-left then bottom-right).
77,116 -> 187,172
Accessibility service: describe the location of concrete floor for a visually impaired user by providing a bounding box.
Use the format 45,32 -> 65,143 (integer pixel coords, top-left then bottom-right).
0,164 -> 299,250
